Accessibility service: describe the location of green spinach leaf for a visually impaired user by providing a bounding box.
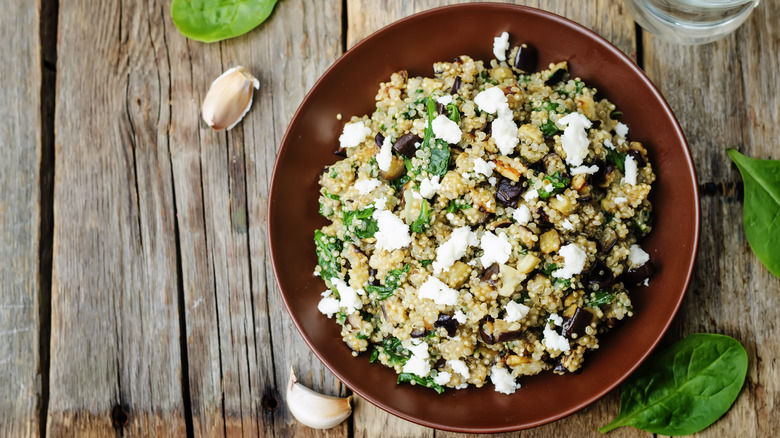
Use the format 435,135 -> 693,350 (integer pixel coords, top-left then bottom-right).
727,149 -> 780,277
377,336 -> 410,366
587,291 -> 616,307
365,264 -> 410,301
446,199 -> 472,213
171,0 -> 279,43
314,230 -> 342,283
397,373 -> 445,394
343,206 -> 378,239
538,171 -> 570,200
607,148 -> 626,173
411,199 -> 431,233
600,333 -> 748,435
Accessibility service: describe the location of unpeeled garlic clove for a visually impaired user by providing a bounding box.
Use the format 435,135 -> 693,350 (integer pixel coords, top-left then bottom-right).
202,66 -> 259,131
286,367 -> 352,429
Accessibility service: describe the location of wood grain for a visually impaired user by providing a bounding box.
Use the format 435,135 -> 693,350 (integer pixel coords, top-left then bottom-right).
48,0 -> 185,435
643,1 -> 780,437
0,0 -> 43,436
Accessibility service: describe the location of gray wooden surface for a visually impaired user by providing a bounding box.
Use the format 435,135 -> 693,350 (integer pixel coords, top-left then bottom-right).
1,0 -> 778,437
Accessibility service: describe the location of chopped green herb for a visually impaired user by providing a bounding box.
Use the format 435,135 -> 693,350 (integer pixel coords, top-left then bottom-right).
366,264 -> 410,301
420,259 -> 433,267
587,291 -> 616,307
478,70 -> 497,85
314,230 -> 343,282
369,348 -> 379,363
411,199 -> 431,233
397,373 -> 445,394
541,263 -> 558,276
447,103 -> 460,123
553,277 -> 572,289
446,200 -> 472,212
540,119 -> 560,137
344,207 -> 378,239
336,311 -> 347,324
378,336 -> 410,366
607,148 -> 627,173
610,110 -> 623,119
355,333 -> 368,340
538,172 -> 570,200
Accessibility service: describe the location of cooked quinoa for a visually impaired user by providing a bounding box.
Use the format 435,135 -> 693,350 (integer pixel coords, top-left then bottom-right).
314,36 -> 656,395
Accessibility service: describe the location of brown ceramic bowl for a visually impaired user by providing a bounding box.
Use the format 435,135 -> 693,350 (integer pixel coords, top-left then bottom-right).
269,3 -> 699,433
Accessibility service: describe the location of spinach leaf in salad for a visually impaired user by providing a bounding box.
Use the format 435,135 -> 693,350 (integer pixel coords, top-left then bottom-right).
600,334 -> 748,435
587,291 -> 616,307
540,119 -> 560,137
607,148 -> 627,173
397,372 -> 445,394
365,264 -> 410,301
314,230 -> 342,283
447,102 -> 460,123
372,336 -> 410,366
446,200 -> 472,213
411,199 -> 431,233
171,0 -> 279,43
343,206 -> 378,239
727,149 -> 780,277
538,171 -> 570,200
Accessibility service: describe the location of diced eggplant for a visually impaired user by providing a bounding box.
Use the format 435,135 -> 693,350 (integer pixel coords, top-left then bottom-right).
599,227 -> 619,253
487,218 -> 513,230
495,177 -> 524,207
410,329 -> 427,338
621,260 -> 655,286
590,120 -> 602,130
586,259 -> 616,290
375,132 -> 385,147
434,358 -> 446,369
482,263 -> 500,286
379,156 -> 406,181
393,133 -> 421,158
479,316 -> 524,344
535,207 -> 554,229
562,307 -> 594,339
436,102 -> 448,116
516,225 -> 537,249
592,161 -> 615,188
434,313 -> 459,337
369,268 -> 380,286
450,76 -> 462,94
334,147 -> 347,157
513,43 -> 538,72
627,149 -> 646,167
479,316 -> 496,344
545,67 -> 568,86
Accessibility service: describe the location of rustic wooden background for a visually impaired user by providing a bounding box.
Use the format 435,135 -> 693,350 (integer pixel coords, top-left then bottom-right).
1,0 -> 778,436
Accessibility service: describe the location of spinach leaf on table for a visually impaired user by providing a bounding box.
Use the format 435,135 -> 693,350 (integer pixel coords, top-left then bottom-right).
727,149 -> 780,277
600,333 -> 748,435
171,0 -> 279,43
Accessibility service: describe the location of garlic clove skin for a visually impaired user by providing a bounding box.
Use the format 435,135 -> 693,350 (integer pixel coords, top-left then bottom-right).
202,66 -> 259,131
286,367 -> 353,429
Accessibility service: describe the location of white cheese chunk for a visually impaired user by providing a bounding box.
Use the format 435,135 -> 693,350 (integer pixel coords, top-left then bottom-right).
374,196 -> 387,211
493,31 -> 510,61
571,164 -> 599,175
490,365 -> 519,395
402,340 -> 431,377
436,95 -> 453,105
449,359 -> 470,379
473,157 -> 495,177
376,135 -> 393,172
419,176 -> 442,199
373,210 -> 411,251
513,204 -> 531,225
418,276 -> 459,306
604,138 -> 615,149
492,114 -> 519,155
330,278 -> 362,314
354,178 -> 381,195
453,310 -> 467,324
504,301 -> 531,323
480,231 -> 512,268
523,189 -> 539,202
552,244 -> 587,279
556,112 -> 592,166
339,121 -> 371,148
474,87 -> 508,114
615,122 -> 629,138
623,155 -> 638,185
543,314 -> 570,352
628,244 -> 650,268
432,114 -> 462,144
433,371 -> 451,386
562,218 -> 574,230
432,226 -> 478,274
317,293 -> 340,318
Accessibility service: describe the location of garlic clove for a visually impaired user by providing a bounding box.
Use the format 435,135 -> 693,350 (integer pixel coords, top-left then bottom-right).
202,66 -> 259,131
286,367 -> 353,429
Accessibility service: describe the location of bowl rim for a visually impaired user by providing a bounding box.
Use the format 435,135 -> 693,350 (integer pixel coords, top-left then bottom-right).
268,2 -> 700,432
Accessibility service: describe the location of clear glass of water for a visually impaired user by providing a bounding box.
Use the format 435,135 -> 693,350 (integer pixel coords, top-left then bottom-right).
626,0 -> 760,45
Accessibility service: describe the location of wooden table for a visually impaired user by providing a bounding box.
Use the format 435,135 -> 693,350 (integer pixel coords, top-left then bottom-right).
2,0 -> 778,436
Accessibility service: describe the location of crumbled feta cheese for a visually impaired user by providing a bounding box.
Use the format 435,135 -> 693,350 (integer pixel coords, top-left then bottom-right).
436,95 -> 453,105
374,196 -> 387,211
614,196 -> 627,204
354,178 -> 381,195
418,276 -> 459,306
615,122 -> 629,138
432,226 -> 478,274
449,359 -> 470,379
492,114 -> 520,155
339,121 -> 371,148
643,278 -> 650,287
513,205 -> 531,225
402,340 -> 431,377
446,212 -> 456,222
628,244 -> 650,268
412,190 -> 422,200
604,138 -> 615,149
317,294 -> 340,317
543,314 -> 570,352
432,114 -> 462,144
419,176 -> 442,199
544,183 -> 554,193
474,87 -> 508,114
523,189 -> 539,202
433,371 -> 451,386
313,270 -> 321,277
490,365 -> 520,395
504,301 -> 530,323
493,31 -> 510,61
376,135 -> 393,172
488,176 -> 497,186
552,244 -> 587,279
480,231 -> 512,268
473,157 -> 495,177
571,164 -> 599,175
562,218 -> 574,230
330,278 -> 362,314
453,310 -> 467,324
556,113 -> 592,166
373,210 -> 411,251
623,155 -> 638,185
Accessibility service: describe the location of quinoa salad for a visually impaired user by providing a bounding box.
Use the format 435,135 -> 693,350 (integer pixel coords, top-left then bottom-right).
314,32 -> 656,395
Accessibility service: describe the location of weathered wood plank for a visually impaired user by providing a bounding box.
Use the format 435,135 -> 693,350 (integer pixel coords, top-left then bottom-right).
48,0 -> 185,435
0,0 -> 43,436
346,1 -> 641,436
644,2 -> 780,437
